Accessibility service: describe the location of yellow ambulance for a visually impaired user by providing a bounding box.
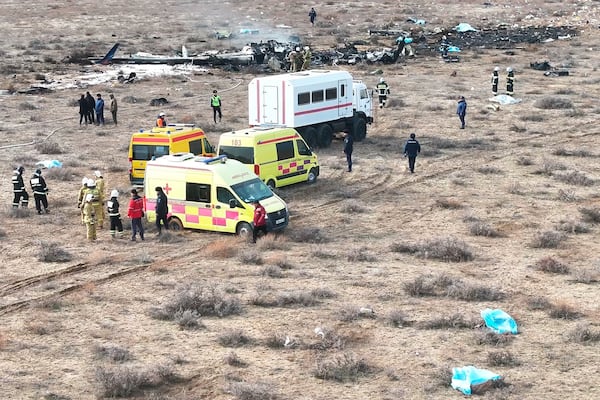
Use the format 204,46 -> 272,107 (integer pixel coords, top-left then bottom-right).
128,124 -> 215,185
217,127 -> 319,189
144,153 -> 289,235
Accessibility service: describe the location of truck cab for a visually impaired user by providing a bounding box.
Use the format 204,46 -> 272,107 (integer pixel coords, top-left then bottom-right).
352,79 -> 373,124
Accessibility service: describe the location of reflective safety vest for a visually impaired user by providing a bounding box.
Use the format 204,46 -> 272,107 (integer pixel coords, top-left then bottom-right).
107,198 -> 120,217
30,174 -> 48,195
12,171 -> 25,192
377,82 -> 389,96
87,187 -> 101,205
156,117 -> 166,127
211,95 -> 221,107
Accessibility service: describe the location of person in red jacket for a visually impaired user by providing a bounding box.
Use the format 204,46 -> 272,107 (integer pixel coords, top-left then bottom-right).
127,188 -> 145,241
252,201 -> 267,243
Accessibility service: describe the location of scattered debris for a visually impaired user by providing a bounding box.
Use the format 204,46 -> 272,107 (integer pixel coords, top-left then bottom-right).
36,160 -> 62,169
489,95 -> 522,105
454,23 -> 479,33
150,98 -> 168,106
530,61 -> 551,70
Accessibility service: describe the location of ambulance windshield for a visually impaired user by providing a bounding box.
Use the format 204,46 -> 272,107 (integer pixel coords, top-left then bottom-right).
231,177 -> 273,203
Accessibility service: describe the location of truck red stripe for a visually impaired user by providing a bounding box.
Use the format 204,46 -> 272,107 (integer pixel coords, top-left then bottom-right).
171,132 -> 204,142
258,134 -> 298,145
294,102 -> 353,116
133,137 -> 170,143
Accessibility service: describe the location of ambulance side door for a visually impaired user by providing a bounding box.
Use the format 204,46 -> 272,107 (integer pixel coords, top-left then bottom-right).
275,140 -> 301,185
213,186 -> 243,234
185,182 -> 213,231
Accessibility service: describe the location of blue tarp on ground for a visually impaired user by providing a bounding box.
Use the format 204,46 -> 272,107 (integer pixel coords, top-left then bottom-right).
452,366 -> 501,395
481,308 -> 518,334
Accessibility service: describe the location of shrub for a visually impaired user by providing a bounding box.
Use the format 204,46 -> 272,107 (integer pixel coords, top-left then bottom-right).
571,268 -> 600,284
337,305 -> 376,322
308,327 -> 347,351
553,148 -> 594,157
95,366 -> 149,397
257,235 -> 289,250
156,284 -> 243,320
19,102 -> 37,110
557,189 -> 577,202
94,344 -> 132,362
44,167 -> 75,181
5,207 -> 32,219
477,166 -> 503,175
261,265 -> 283,278
469,221 -> 501,237
475,330 -> 514,346
174,309 -> 204,330
534,96 -> 573,109
580,207 -> 600,223
35,141 -> 63,154
224,351 -> 248,367
515,156 -> 534,166
287,227 -> 329,243
38,241 -> 72,262
265,332 -> 298,349
276,291 -> 318,307
226,381 -> 278,400
526,296 -> 551,310
310,287 -> 337,299
313,352 -> 372,382
446,282 -> 503,301
417,313 -> 477,329
548,301 -> 581,320
384,310 -> 412,328
205,237 -> 239,258
435,198 -> 463,209
240,250 -> 264,265
347,248 -> 377,262
218,329 -> 252,347
534,256 -> 569,274
403,274 -> 502,301
417,237 -> 474,262
390,242 -> 419,254
487,351 -> 521,366
567,323 -> 600,343
554,171 -> 594,186
341,200 -> 367,213
530,230 -> 566,248
536,159 -> 566,175
520,114 -> 544,122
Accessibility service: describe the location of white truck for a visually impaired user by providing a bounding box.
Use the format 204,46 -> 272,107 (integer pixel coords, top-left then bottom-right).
248,70 -> 373,148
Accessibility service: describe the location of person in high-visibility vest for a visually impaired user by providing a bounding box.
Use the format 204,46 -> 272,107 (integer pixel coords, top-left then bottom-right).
211,90 -> 222,123
376,78 -> 390,109
156,112 -> 167,127
30,169 -> 49,214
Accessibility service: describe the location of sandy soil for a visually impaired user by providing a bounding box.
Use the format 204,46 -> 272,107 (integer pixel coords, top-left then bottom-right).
2,1 -> 600,399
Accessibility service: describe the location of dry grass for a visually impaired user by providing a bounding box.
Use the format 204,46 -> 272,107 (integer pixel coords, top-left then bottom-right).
205,237 -> 241,258
226,381 -> 278,400
567,323 -> 600,344
313,352 -> 372,382
534,256 -> 569,274
403,274 -> 503,301
95,363 -> 179,398
548,301 -> 582,320
487,350 -> 521,366
530,231 -> 566,248
417,237 -> 474,262
417,313 -> 478,330
218,329 -> 253,347
37,241 -> 72,262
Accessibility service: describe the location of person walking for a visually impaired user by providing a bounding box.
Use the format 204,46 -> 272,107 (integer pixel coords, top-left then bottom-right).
491,67 -> 499,95
309,7 -> 317,26
211,90 -> 222,123
78,94 -> 90,125
343,131 -> 354,172
403,133 -> 421,173
506,67 -> 515,95
11,166 -> 29,208
83,193 -> 97,241
85,92 -> 95,124
109,94 -> 118,125
107,189 -> 124,239
156,112 -> 167,127
457,96 -> 467,129
94,170 -> 106,227
128,188 -> 145,241
86,180 -> 104,229
95,93 -> 105,125
155,186 -> 169,235
30,169 -> 49,214
376,78 -> 390,109
78,177 -> 89,224
252,200 -> 267,243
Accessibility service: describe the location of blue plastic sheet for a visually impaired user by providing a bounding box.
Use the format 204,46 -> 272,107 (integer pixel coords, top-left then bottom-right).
36,159 -> 63,169
481,308 -> 518,334
452,366 -> 501,395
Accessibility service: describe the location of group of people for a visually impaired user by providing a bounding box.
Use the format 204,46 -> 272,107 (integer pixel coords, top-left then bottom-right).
492,67 -> 516,96
288,46 -> 312,72
78,92 -> 117,126
11,165 -> 50,214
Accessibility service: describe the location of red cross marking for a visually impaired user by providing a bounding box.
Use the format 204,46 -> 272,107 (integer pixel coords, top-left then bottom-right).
163,183 -> 172,195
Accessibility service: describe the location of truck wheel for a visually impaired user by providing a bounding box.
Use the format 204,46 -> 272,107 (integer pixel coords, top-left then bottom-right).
236,222 -> 252,237
304,127 -> 318,149
168,217 -> 183,231
266,179 -> 276,190
317,124 -> 333,148
353,118 -> 367,142
307,168 -> 318,184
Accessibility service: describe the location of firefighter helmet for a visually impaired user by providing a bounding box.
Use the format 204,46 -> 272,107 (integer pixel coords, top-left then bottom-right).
110,189 -> 119,198
17,166 -> 24,174
494,66 -> 500,71
379,77 -> 385,83
87,180 -> 96,188
507,67 -> 513,72
35,169 -> 42,175
94,170 -> 102,177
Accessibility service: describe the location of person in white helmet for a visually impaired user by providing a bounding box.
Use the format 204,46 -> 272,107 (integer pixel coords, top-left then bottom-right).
506,67 -> 515,95
83,193 -> 97,241
30,169 -> 49,214
301,46 -> 312,71
294,47 -> 303,72
492,67 -> 500,95
156,112 -> 167,127
78,177 -> 89,224
376,77 -> 390,109
107,189 -> 124,238
86,180 -> 103,229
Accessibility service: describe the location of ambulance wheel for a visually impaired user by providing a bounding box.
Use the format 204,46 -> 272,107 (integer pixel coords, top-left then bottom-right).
168,217 -> 183,231
317,124 -> 333,148
236,222 -> 252,237
307,168 -> 318,184
304,127 -> 318,149
353,118 -> 367,142
266,179 -> 276,190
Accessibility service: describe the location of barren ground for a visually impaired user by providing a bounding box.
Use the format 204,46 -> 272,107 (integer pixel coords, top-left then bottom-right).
2,1 -> 600,399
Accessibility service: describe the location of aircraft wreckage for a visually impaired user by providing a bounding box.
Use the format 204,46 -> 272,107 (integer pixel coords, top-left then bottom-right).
81,25 -> 578,70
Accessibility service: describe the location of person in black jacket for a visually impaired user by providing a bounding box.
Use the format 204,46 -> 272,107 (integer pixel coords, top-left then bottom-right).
85,91 -> 95,124
343,131 -> 354,172
403,133 -> 421,173
12,166 -> 29,208
107,189 -> 124,238
155,186 -> 169,235
78,94 -> 90,125
30,169 -> 49,214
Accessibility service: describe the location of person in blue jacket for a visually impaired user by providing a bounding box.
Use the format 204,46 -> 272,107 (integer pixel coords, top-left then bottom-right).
457,96 -> 467,129
95,93 -> 105,125
403,133 -> 421,173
